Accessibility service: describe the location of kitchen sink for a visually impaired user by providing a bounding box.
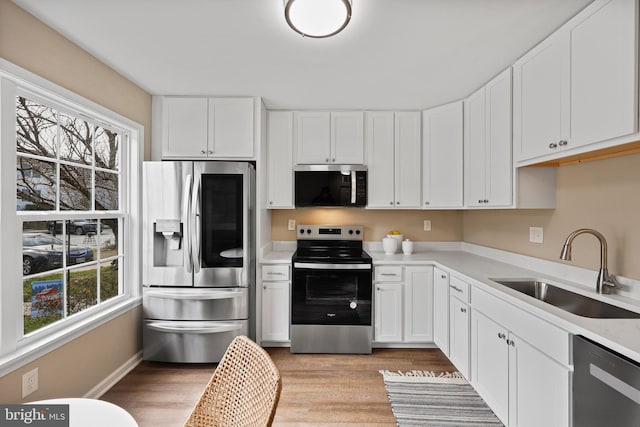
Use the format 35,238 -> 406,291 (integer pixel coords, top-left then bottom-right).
490,279 -> 640,319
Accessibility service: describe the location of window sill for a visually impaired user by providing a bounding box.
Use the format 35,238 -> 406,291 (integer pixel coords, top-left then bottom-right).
0,296 -> 141,377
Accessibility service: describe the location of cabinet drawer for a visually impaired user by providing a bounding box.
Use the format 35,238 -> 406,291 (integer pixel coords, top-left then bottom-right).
375,266 -> 402,282
261,264 -> 290,281
449,275 -> 470,303
473,286 -> 570,365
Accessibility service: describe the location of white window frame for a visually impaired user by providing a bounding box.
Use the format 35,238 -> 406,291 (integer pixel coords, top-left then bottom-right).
0,59 -> 142,376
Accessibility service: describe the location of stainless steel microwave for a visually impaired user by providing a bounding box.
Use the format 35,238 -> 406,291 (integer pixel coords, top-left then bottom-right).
294,165 -> 367,207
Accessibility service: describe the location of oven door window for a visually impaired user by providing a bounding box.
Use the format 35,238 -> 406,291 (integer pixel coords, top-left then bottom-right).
292,269 -> 372,326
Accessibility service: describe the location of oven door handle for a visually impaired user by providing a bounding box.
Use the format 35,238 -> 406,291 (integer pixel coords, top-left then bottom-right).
293,262 -> 371,270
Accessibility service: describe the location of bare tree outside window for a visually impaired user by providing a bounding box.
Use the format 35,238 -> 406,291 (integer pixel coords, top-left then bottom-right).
17,96 -> 123,334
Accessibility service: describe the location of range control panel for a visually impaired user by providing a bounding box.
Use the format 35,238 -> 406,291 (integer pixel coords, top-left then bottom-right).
296,224 -> 363,241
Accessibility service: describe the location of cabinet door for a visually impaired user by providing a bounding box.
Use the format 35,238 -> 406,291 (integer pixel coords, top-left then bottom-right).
464,87 -> 486,207
422,102 -> 463,208
163,97 -> 209,158
366,112 -> 396,208
331,112 -> 364,164
262,281 -> 290,342
484,68 -> 513,207
267,111 -> 294,208
374,282 -> 403,342
432,267 -> 449,355
513,33 -> 570,161
471,310 -> 509,424
295,112 -> 331,164
209,98 -> 255,158
570,0 -> 637,147
404,266 -> 433,343
394,112 -> 422,208
508,334 -> 570,427
449,297 -> 469,379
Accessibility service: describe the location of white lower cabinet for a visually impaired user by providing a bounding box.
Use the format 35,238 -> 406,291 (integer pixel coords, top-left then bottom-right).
432,267 -> 450,355
471,286 -> 571,427
449,290 -> 470,378
260,264 -> 290,342
374,265 -> 433,344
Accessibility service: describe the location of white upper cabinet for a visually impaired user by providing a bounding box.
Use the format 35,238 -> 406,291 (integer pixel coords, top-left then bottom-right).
464,68 -> 513,208
266,111 -> 294,208
422,101 -> 464,208
209,98 -> 255,158
161,97 -> 255,159
162,97 -> 209,158
570,0 -> 637,146
367,111 -> 422,208
513,33 -> 570,161
514,0 -> 638,163
295,111 -> 364,164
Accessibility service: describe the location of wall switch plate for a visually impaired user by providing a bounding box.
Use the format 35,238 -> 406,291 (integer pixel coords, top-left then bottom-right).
22,367 -> 38,398
424,220 -> 432,231
287,219 -> 296,231
529,227 -> 544,243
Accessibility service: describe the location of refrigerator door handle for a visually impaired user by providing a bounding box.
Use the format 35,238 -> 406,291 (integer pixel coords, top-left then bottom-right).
191,172 -> 202,273
183,173 -> 193,273
146,321 -> 244,334
145,289 -> 245,300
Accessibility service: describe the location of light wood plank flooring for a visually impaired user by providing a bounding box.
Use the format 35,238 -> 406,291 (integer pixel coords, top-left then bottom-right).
101,347 -> 455,426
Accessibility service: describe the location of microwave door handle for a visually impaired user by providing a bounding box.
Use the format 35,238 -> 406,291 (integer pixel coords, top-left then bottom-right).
351,171 -> 356,204
183,174 -> 193,273
191,173 -> 201,273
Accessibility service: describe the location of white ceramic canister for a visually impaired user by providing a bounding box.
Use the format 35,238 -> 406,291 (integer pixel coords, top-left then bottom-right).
402,239 -> 414,255
382,237 -> 397,255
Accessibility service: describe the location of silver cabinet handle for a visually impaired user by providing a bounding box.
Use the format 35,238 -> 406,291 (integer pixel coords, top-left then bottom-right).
483,199 -> 489,203
389,201 -> 394,205
332,158 -> 336,162
266,272 -> 285,276
498,333 -> 506,340
380,273 -> 399,276
208,150 -> 213,154
441,275 -> 447,279
460,307 -> 467,313
200,150 -> 206,154
506,339 -> 515,347
396,201 -> 400,205
549,142 -> 558,149
558,140 -> 568,146
478,199 -> 483,204
325,158 -> 330,163
425,201 -> 430,205
450,285 -> 463,293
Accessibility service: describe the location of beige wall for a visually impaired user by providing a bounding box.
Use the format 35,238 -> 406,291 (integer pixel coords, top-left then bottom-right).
0,0 -> 152,158
0,0 -> 150,402
271,209 -> 463,242
464,152 -> 640,281
0,308 -> 142,403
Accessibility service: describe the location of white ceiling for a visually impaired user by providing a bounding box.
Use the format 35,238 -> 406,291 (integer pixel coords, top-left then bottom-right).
13,0 -> 593,110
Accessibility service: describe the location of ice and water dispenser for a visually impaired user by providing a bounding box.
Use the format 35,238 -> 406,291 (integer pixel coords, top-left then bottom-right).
153,219 -> 183,267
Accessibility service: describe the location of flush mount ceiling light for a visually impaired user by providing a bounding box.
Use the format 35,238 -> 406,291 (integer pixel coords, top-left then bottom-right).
284,0 -> 352,38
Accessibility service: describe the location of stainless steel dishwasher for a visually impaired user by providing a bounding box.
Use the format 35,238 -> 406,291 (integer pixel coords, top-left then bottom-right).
573,335 -> 640,426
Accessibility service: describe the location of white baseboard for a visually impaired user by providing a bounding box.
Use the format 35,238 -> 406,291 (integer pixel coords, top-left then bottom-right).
85,351 -> 143,399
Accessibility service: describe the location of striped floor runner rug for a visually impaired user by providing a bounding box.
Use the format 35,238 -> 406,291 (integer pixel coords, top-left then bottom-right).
379,370 -> 504,426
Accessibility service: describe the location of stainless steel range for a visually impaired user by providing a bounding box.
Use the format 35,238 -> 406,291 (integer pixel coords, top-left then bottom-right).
291,225 -> 372,354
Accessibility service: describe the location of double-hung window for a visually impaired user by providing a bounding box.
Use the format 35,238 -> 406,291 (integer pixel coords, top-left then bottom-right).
0,60 -> 141,368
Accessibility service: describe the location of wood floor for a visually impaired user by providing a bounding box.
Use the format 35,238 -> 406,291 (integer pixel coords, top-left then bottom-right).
101,347 -> 455,426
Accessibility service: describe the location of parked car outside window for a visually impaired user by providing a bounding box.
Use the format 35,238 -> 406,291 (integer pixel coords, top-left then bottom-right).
46,220 -> 106,236
22,233 -> 94,275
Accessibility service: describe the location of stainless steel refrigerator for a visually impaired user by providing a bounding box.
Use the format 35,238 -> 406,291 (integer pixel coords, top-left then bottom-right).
142,161 -> 255,363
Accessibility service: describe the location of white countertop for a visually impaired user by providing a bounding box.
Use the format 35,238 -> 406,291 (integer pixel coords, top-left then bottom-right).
261,243 -> 640,363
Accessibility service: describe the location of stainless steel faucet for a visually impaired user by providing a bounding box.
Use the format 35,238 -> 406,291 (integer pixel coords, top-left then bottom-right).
559,228 -> 618,294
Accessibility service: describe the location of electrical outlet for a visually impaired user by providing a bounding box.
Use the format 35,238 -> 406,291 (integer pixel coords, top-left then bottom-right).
423,220 -> 432,231
287,219 -> 296,231
22,367 -> 38,398
529,227 -> 544,243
